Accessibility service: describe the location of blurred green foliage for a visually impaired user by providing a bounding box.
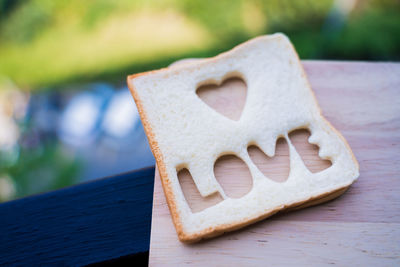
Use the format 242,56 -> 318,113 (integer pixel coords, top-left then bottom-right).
0,139 -> 81,200
0,0 -> 399,90
0,0 -> 53,43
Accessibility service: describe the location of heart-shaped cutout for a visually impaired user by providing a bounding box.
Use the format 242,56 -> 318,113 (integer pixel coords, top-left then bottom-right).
196,77 -> 247,121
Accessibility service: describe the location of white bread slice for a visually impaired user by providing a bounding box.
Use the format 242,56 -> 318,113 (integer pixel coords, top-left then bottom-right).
127,33 -> 359,243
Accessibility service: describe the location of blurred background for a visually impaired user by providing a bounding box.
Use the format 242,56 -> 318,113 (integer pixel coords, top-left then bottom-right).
0,0 -> 399,202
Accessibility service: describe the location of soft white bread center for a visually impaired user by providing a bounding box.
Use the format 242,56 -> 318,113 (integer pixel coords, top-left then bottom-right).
129,34 -> 359,235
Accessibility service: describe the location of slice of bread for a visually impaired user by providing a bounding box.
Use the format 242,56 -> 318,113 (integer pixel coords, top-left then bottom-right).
127,33 -> 359,243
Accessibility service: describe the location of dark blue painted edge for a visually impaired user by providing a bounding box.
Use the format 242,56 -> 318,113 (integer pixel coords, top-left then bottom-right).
0,166 -> 155,266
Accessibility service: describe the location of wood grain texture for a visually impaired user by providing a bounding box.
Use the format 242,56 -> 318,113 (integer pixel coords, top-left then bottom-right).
0,167 -> 155,266
150,61 -> 400,266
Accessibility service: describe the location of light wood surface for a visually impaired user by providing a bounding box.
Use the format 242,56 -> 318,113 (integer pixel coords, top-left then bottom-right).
149,61 -> 400,266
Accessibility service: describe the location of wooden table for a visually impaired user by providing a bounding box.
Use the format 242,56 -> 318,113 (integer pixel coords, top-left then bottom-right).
149,61 -> 400,266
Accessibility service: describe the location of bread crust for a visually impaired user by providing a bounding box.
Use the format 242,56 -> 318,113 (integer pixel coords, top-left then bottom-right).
127,34 -> 359,243
179,185 -> 350,243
